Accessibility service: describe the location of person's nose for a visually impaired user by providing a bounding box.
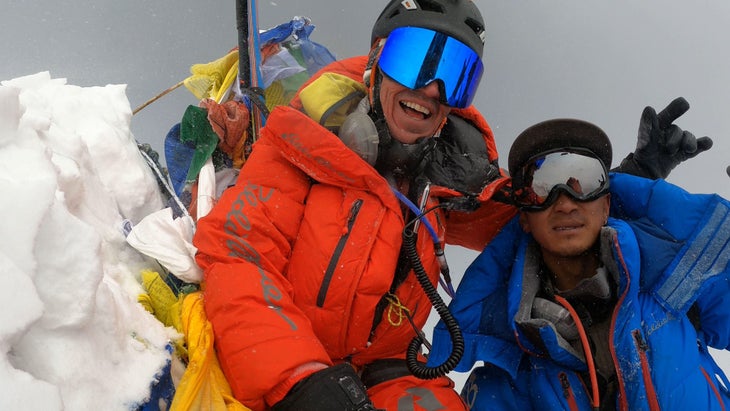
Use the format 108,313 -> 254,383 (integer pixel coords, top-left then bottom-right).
417,81 -> 443,101
553,193 -> 579,213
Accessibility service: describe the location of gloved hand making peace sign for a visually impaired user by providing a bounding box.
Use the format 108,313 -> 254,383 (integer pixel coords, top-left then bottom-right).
616,97 -> 713,179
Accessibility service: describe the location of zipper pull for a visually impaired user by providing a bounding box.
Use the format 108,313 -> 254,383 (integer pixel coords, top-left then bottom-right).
560,372 -> 571,398
633,330 -> 649,351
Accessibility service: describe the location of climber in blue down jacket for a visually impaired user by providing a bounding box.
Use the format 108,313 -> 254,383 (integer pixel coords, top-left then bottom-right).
429,118 -> 730,410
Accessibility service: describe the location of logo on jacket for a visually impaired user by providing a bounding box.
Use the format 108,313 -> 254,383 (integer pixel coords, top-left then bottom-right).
225,183 -> 297,330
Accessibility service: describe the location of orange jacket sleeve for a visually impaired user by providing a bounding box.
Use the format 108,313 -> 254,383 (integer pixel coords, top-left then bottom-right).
193,130 -> 332,411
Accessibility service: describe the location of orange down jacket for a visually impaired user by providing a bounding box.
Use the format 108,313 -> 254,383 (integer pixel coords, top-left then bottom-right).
193,56 -> 517,410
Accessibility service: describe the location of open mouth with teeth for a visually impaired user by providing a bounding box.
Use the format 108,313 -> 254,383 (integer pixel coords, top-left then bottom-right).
556,226 -> 579,231
554,223 -> 583,232
400,100 -> 432,119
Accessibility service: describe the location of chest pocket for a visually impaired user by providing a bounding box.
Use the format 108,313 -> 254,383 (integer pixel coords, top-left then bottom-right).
289,186 -> 396,309
316,197 -> 363,307
289,186 -> 403,356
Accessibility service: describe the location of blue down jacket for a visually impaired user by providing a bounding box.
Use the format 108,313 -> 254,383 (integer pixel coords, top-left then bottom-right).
430,173 -> 730,410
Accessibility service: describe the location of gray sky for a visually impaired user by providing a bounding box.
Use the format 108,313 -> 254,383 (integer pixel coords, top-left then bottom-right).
3,1 -> 729,198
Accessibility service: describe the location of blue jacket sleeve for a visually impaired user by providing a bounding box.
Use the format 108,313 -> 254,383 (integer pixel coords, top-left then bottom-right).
695,274 -> 730,349
429,217 -> 524,375
462,365 -> 531,411
610,172 -> 730,350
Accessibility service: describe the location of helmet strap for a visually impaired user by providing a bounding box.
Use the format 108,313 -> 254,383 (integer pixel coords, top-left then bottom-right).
367,66 -> 393,148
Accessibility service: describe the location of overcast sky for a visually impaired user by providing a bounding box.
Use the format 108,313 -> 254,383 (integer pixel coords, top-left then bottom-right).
3,1 -> 729,198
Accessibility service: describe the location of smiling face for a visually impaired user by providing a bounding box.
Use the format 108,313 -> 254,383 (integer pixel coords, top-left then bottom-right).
520,192 -> 610,260
378,74 -> 451,144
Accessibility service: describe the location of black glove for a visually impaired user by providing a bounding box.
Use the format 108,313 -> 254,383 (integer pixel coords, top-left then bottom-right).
615,97 -> 713,179
424,115 -> 501,195
272,363 -> 381,411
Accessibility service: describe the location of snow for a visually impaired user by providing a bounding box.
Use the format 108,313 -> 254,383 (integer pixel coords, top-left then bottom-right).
0,72 -> 175,410
2,70 -> 730,409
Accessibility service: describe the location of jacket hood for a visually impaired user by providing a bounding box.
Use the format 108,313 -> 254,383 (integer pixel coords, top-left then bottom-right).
262,106 -> 397,204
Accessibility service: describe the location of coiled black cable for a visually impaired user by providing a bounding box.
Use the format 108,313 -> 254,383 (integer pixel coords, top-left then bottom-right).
402,228 -> 464,379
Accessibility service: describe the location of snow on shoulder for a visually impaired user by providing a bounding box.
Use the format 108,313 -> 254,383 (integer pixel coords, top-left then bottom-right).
0,72 -> 175,410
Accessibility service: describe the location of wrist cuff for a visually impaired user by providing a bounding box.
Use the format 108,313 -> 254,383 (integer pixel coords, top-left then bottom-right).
265,362 -> 329,406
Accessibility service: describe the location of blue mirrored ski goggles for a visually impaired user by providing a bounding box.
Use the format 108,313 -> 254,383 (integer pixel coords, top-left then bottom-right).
513,150 -> 609,211
377,26 -> 484,108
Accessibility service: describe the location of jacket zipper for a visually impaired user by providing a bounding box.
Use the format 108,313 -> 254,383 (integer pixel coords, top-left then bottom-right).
701,365 -> 727,411
609,235 -> 631,411
317,199 -> 363,307
559,372 -> 580,411
554,294 -> 601,409
632,330 -> 660,411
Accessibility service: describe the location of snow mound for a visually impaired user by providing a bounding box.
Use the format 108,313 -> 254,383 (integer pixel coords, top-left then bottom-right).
0,72 -> 173,410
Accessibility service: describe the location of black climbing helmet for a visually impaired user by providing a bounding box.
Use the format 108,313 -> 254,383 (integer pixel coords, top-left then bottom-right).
371,0 -> 486,58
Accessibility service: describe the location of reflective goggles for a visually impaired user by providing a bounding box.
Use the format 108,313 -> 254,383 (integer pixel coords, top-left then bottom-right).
377,26 -> 484,108
512,150 -> 609,211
